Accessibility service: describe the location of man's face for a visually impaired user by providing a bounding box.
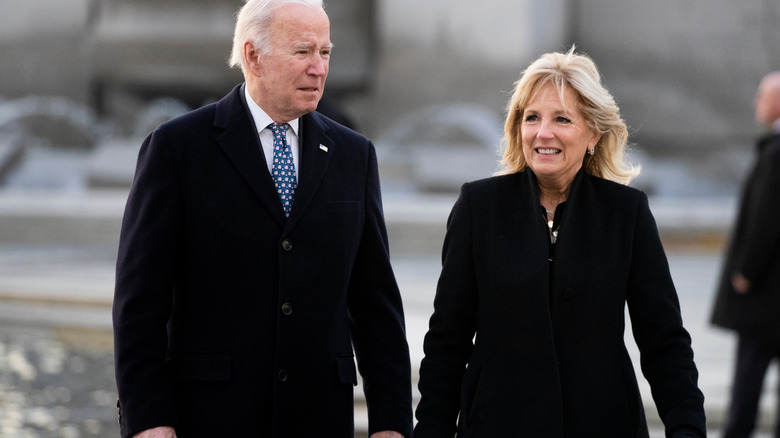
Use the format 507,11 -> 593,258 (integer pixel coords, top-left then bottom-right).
251,4 -> 331,123
755,75 -> 780,128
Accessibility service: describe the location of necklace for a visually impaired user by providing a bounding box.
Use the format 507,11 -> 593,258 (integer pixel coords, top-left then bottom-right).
543,211 -> 559,244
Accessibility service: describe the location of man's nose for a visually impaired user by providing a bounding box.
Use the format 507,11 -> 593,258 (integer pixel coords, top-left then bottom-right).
308,55 -> 327,76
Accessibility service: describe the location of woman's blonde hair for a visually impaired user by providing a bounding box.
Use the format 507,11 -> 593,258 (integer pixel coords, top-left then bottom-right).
497,46 -> 639,185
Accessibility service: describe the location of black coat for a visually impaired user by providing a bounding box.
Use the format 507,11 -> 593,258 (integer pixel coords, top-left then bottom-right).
113,85 -> 413,437
711,132 -> 780,347
414,169 -> 706,437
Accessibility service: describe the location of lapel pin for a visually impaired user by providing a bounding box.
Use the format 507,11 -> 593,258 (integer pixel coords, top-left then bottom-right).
319,144 -> 329,152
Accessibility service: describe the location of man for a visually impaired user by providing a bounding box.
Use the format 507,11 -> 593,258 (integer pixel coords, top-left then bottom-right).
112,1 -> 413,437
711,71 -> 780,438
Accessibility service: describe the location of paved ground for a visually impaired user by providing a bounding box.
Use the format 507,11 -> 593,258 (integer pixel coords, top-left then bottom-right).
1,247 -> 778,437
0,191 -> 777,437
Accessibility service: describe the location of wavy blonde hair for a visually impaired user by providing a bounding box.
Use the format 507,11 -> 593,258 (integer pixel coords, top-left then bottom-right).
497,47 -> 639,185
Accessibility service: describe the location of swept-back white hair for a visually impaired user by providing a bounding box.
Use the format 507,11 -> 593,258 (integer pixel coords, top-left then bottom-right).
228,0 -> 325,76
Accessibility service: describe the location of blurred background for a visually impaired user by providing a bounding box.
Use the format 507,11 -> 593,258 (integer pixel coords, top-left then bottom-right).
0,0 -> 778,436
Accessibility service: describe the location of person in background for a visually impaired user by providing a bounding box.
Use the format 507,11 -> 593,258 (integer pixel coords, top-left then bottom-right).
112,0 -> 413,437
413,47 -> 707,437
711,71 -> 780,438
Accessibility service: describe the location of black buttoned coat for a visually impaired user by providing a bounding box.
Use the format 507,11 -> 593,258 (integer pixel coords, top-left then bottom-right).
711,132 -> 780,346
112,85 -> 412,437
414,169 -> 706,437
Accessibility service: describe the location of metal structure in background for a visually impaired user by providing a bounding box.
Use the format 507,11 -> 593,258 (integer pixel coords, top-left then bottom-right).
0,0 -> 377,189
89,0 -> 376,128
0,0 -> 376,132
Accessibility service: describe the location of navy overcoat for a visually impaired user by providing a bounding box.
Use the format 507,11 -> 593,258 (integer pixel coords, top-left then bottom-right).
113,85 -> 413,437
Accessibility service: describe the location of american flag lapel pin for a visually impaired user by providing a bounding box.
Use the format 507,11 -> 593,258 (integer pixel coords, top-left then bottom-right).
319,144 -> 329,152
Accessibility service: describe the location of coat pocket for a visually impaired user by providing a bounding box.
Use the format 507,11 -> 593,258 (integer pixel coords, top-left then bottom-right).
336,354 -> 358,386
167,351 -> 232,382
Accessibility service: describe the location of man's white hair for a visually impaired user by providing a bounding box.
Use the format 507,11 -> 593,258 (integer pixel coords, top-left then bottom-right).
228,0 -> 325,76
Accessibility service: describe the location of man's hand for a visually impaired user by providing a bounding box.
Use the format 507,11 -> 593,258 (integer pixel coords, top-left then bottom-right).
370,431 -> 404,438
732,272 -> 751,294
133,426 -> 177,438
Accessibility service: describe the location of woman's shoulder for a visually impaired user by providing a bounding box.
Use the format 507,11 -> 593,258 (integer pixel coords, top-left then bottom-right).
464,171 -> 526,192
580,173 -> 648,212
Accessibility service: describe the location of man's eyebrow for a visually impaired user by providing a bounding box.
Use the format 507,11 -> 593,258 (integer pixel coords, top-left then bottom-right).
293,42 -> 334,50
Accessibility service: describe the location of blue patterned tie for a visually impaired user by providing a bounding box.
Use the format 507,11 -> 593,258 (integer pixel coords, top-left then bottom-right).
268,123 -> 297,217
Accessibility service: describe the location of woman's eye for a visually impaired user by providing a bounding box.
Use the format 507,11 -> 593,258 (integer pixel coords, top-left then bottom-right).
524,115 -> 538,122
556,116 -> 571,123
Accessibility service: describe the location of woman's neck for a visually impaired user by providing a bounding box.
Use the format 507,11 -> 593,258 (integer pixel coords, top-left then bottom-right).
537,180 -> 570,214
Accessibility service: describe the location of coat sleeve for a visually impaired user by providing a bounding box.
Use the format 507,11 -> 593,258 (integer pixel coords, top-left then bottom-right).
733,143 -> 780,286
347,142 -> 414,437
414,183 -> 479,437
625,192 -> 706,436
112,129 -> 181,438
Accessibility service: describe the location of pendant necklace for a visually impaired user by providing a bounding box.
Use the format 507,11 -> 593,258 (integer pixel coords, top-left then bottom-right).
544,210 -> 559,244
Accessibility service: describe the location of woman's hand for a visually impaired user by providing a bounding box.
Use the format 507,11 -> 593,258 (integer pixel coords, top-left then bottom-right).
133,426 -> 176,438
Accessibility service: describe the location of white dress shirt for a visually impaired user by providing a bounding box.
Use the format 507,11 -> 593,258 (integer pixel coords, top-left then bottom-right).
244,85 -> 301,180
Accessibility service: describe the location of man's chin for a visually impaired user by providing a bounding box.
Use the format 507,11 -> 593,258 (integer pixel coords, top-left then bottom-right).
302,101 -> 321,115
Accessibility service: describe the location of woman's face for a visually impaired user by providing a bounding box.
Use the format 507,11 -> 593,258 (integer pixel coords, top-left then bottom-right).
521,83 -> 601,188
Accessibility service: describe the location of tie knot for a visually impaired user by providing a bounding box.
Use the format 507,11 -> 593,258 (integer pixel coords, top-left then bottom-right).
268,123 -> 289,137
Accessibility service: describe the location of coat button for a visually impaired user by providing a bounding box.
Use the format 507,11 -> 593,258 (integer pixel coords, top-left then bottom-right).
281,303 -> 293,316
281,239 -> 293,251
278,369 -> 288,382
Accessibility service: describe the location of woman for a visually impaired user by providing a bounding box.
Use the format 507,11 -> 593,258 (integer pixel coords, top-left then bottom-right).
414,48 -> 707,437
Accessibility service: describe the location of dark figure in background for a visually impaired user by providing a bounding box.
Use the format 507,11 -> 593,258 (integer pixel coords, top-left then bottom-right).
712,71 -> 780,438
413,48 -> 707,437
111,0 -> 413,437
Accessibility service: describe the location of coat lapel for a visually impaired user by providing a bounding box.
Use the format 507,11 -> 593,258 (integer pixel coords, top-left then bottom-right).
520,169 -> 555,258
214,85 -> 286,226
284,112 -> 334,230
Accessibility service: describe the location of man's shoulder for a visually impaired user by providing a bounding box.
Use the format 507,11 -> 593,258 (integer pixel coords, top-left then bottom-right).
304,111 -> 372,157
308,111 -> 364,140
155,85 -> 241,135
758,132 -> 780,164
157,104 -> 217,132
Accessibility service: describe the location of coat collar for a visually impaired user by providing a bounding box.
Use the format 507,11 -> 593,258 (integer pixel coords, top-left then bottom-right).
758,131 -> 780,152
521,166 -> 591,252
213,84 -> 335,228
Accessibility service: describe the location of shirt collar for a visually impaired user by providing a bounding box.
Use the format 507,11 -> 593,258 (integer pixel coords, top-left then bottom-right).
243,84 -> 300,137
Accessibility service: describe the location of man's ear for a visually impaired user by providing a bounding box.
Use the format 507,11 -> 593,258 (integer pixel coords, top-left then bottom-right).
244,41 -> 262,76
